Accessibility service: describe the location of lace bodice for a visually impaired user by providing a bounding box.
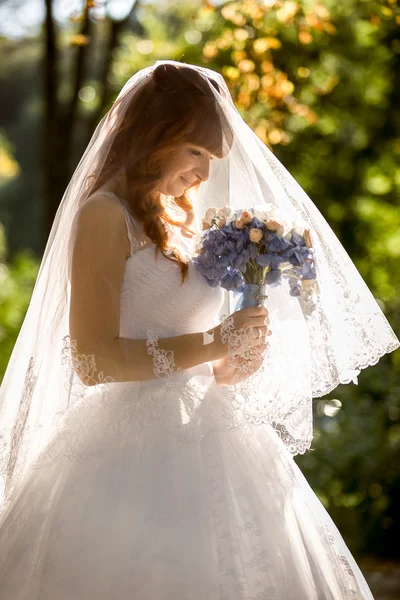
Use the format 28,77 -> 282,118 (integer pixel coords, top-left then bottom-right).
96,192 -> 225,339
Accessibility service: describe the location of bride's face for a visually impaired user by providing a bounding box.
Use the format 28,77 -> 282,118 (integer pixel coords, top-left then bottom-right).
157,143 -> 216,197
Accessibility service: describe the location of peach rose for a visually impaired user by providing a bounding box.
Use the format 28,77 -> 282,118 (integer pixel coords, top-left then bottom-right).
241,210 -> 253,224
249,227 -> 263,243
303,228 -> 313,248
235,219 -> 246,229
202,221 -> 211,231
264,218 -> 284,235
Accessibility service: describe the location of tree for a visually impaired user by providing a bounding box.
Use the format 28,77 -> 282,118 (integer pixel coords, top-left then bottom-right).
42,0 -> 141,237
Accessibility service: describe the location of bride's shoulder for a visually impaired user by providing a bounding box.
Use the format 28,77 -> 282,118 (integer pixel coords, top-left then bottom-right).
79,191 -> 153,259
75,191 -> 131,258
78,190 -> 131,229
84,190 -> 140,230
83,189 -> 124,212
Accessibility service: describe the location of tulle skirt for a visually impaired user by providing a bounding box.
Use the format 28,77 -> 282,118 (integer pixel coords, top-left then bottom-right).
0,378 -> 375,599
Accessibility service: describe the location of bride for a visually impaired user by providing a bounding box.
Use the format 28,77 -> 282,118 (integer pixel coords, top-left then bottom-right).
0,61 -> 398,599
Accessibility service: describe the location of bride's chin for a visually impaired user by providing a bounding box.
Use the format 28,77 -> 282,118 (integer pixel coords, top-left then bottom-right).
171,184 -> 187,197
157,186 -> 185,200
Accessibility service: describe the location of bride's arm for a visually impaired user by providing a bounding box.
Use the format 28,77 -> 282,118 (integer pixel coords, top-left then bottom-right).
69,195 -> 227,386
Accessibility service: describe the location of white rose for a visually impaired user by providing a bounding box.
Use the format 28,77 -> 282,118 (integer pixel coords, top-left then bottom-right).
293,218 -> 307,235
279,261 -> 293,272
217,217 -> 227,228
204,207 -> 217,224
253,208 -> 266,221
282,220 -> 293,236
250,204 -> 275,221
216,206 -> 232,219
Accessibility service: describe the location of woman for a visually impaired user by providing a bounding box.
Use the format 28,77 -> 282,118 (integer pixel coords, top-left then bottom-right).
0,61 -> 398,599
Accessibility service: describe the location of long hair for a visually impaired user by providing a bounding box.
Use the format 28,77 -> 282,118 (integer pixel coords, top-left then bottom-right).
90,63 -> 225,283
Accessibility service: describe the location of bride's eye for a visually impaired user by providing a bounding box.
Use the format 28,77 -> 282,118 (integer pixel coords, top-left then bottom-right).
191,150 -> 202,156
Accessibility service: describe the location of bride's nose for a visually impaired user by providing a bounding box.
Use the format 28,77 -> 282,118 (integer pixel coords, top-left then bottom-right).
195,156 -> 211,183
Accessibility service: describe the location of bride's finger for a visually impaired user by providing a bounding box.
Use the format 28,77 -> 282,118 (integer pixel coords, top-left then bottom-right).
248,326 -> 272,347
251,343 -> 268,355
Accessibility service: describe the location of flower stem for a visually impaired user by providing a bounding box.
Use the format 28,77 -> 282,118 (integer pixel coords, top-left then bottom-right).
242,260 -> 269,285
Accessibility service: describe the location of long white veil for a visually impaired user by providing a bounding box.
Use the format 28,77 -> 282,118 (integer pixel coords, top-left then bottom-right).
0,60 -> 398,517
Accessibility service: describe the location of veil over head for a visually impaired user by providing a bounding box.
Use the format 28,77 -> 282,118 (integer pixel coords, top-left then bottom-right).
0,60 -> 398,516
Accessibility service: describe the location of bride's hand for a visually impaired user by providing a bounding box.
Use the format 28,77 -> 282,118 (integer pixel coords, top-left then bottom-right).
211,342 -> 269,386
213,306 -> 271,360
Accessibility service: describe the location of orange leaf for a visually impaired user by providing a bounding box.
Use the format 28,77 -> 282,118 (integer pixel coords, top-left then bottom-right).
298,31 -> 313,44
70,34 -> 91,47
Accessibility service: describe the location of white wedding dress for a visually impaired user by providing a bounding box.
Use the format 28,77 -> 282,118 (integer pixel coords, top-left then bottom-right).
0,191 -> 375,599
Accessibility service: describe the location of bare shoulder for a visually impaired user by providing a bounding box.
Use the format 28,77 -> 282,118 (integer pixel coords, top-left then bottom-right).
76,192 -> 131,259
80,191 -> 126,219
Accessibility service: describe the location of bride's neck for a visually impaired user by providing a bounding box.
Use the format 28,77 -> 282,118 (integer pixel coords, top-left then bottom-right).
110,170 -> 197,236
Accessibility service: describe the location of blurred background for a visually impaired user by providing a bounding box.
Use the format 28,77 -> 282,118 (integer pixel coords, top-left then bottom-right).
0,0 -> 399,596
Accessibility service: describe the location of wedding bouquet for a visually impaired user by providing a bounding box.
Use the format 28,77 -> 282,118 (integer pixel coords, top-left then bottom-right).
193,205 -> 319,310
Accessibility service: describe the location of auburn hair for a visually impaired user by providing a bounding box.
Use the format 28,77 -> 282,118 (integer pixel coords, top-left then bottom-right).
90,63 -> 228,284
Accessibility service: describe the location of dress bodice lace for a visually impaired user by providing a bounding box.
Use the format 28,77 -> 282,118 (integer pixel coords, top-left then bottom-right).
120,243 -> 224,340
94,191 -> 225,339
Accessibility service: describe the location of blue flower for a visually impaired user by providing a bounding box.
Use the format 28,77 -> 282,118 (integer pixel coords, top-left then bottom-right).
206,277 -> 221,288
264,230 -> 276,243
251,217 -> 265,229
221,269 -> 244,291
248,244 -> 259,259
291,231 -> 306,247
212,230 -> 227,244
236,237 -> 246,252
256,253 -> 271,267
265,269 -> 282,286
232,254 -> 246,269
270,254 -> 286,270
302,263 -> 316,279
265,236 -> 292,253
256,253 -> 285,268
218,256 -> 230,268
282,244 -> 310,266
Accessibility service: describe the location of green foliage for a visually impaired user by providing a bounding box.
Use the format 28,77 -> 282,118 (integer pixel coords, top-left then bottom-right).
0,223 -> 39,379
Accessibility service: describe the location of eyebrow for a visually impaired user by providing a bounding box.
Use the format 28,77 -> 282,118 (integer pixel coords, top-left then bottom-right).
190,144 -> 216,157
